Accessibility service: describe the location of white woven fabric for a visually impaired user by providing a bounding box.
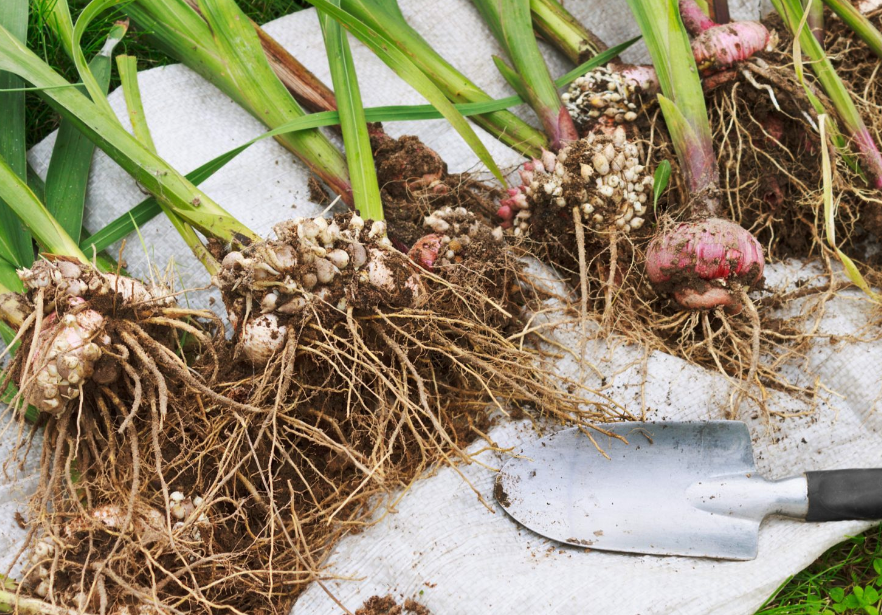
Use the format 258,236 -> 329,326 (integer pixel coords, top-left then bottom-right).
14,0 -> 880,613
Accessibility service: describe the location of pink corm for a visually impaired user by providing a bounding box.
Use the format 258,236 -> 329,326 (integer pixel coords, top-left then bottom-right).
646,217 -> 764,310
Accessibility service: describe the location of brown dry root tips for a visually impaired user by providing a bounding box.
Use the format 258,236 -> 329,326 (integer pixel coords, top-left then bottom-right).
24,492 -> 208,606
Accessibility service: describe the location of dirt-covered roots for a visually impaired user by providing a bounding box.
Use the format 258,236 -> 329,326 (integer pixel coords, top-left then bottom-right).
216,211 -> 594,427
0,259 -> 223,423
369,127 -> 504,247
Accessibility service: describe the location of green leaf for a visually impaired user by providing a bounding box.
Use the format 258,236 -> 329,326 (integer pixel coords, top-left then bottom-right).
652,159 -> 671,213
829,587 -> 846,603
864,586 -> 879,603
0,22 -> 257,247
116,54 -> 157,152
116,52 -> 219,276
873,558 -> 882,577
338,0 -> 548,157
196,0 -> 352,205
45,19 -> 128,244
471,0 -> 571,148
625,0 -> 717,195
0,154 -> 88,261
0,0 -> 33,269
318,0 -> 383,221
308,0 -> 506,184
492,55 -> 530,103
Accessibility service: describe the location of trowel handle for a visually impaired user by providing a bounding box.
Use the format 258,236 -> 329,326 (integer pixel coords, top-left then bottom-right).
805,469 -> 882,522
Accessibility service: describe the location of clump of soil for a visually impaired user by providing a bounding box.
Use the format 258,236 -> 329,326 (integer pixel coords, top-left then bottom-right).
356,595 -> 433,615
369,125 -> 504,248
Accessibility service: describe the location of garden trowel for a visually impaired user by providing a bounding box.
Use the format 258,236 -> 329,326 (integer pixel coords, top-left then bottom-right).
495,421 -> 882,560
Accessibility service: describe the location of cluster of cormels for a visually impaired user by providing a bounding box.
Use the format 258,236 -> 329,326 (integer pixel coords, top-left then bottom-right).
13,261 -> 172,414
217,213 -> 424,366
499,126 -> 654,236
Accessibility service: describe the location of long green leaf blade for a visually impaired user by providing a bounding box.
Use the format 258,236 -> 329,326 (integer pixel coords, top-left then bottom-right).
307,0 -> 506,185
0,0 -> 33,268
196,0 -> 353,205
471,0 -> 576,150
44,19 -> 128,244
339,0 -> 548,157
0,22 -> 258,246
117,52 -> 219,275
0,154 -> 88,261
318,0 -> 383,221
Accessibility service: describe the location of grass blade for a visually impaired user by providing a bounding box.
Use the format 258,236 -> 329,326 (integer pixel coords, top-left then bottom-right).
44,19 -> 128,244
318,0 -> 383,221
0,22 -> 258,247
0,0 -> 34,269
306,0 -> 506,185
196,0 -> 353,205
81,40 -> 635,252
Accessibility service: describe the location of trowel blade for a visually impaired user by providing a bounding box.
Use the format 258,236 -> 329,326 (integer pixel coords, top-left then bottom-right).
495,421 -> 763,560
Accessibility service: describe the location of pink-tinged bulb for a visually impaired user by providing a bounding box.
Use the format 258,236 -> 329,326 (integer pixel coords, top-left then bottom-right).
646,218 -> 765,309
691,21 -> 769,70
408,234 -> 444,271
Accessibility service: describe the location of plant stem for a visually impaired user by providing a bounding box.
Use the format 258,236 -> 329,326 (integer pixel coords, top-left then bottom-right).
823,0 -> 882,59
0,23 -> 259,246
470,0 -> 578,151
529,0 -> 609,64
318,0 -> 384,222
806,0 -> 826,44
338,0 -> 548,158
627,0 -> 719,213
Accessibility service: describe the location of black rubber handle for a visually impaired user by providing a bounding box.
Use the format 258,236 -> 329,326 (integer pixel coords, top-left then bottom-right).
806,469 -> 882,522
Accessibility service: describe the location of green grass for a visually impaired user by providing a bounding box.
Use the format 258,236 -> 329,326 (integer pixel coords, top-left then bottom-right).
25,0 -> 308,148
758,524 -> 882,614
18,2 -> 882,613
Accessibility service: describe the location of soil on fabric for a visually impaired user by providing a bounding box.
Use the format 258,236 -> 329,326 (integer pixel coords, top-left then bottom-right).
356,595 -> 433,615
